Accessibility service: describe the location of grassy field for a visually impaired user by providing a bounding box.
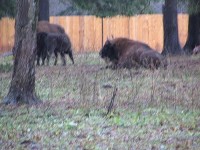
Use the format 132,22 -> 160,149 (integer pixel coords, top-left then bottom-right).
0,52 -> 200,149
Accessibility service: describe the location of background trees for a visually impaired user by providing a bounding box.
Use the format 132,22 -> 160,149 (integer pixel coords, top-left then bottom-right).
0,0 -> 15,19
3,0 -> 40,105
69,0 -> 154,17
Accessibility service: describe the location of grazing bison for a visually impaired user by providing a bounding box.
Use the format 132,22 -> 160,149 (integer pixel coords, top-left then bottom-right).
37,21 -> 65,34
193,45 -> 200,55
36,32 -> 74,66
36,32 -> 48,65
99,37 -> 167,69
36,21 -> 66,65
45,33 -> 74,66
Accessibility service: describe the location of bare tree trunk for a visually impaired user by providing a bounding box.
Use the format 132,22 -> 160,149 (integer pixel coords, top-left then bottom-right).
39,0 -> 49,21
3,0 -> 40,105
183,12 -> 200,54
162,0 -> 184,56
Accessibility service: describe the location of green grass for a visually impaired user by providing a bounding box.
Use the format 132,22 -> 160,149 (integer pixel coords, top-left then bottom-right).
0,52 -> 200,149
0,56 -> 13,73
0,106 -> 199,149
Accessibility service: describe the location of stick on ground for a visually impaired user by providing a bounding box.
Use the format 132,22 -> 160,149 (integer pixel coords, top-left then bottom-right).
106,87 -> 118,115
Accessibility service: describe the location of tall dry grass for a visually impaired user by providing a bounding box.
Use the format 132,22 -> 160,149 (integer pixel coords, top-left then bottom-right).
0,53 -> 199,111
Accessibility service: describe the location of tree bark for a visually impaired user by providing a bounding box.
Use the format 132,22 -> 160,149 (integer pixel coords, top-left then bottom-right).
3,0 -> 41,105
162,0 -> 184,56
183,12 -> 200,54
39,0 -> 49,21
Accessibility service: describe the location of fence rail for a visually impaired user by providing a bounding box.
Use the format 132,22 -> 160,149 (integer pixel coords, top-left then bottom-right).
0,14 -> 188,54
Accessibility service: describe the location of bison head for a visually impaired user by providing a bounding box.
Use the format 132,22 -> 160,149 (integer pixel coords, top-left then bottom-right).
99,39 -> 118,64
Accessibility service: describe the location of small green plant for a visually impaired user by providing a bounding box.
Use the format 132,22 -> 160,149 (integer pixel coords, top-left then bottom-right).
0,55 -> 13,73
0,63 -> 13,73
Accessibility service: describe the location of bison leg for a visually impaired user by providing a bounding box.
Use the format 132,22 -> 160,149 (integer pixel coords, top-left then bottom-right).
68,51 -> 74,64
36,55 -> 40,66
41,51 -> 47,65
46,50 -> 52,66
36,49 -> 41,66
60,52 -> 66,66
41,56 -> 46,65
46,55 -> 50,65
54,51 -> 58,65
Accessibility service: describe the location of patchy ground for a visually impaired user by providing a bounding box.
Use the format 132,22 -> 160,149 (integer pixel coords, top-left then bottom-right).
0,52 -> 200,149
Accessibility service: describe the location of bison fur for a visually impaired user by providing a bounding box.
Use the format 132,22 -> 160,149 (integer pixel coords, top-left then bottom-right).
45,33 -> 74,66
99,37 -> 167,69
139,50 -> 168,69
37,21 -> 65,34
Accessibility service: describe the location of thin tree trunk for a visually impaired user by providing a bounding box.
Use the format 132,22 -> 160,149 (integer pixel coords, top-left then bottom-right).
162,0 -> 184,56
39,0 -> 49,21
3,0 -> 40,105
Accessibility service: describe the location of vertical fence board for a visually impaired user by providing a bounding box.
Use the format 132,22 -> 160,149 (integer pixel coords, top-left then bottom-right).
0,18 -> 15,53
1,18 -> 7,51
129,16 -> 137,40
102,17 -> 111,44
93,17 -> 102,51
66,16 -> 81,52
178,14 -> 188,47
8,18 -> 15,51
148,14 -> 163,52
72,16 -> 81,52
0,18 -> 2,51
136,15 -> 150,44
83,16 -> 94,52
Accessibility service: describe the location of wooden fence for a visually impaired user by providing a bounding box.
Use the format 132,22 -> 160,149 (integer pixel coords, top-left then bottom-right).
0,14 -> 188,54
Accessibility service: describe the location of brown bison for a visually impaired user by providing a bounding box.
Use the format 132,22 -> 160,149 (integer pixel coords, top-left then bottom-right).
99,37 -> 167,69
37,21 -> 65,34
36,32 -> 74,66
193,45 -> 200,55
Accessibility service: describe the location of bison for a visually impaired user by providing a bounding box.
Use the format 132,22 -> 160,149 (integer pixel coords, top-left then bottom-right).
37,21 -> 65,34
44,33 -> 74,66
36,21 -> 67,65
36,32 -> 74,66
99,37 -> 167,69
193,45 -> 200,55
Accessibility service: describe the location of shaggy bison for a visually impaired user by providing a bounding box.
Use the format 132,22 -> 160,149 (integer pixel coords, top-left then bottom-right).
193,45 -> 200,55
44,33 -> 74,66
36,21 -> 67,65
36,32 -> 74,66
37,21 -> 65,34
99,37 -> 167,69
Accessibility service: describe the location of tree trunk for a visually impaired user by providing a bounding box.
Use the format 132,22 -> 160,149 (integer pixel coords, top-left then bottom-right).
183,12 -> 200,54
162,0 -> 184,56
3,0 -> 41,105
39,0 -> 49,21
